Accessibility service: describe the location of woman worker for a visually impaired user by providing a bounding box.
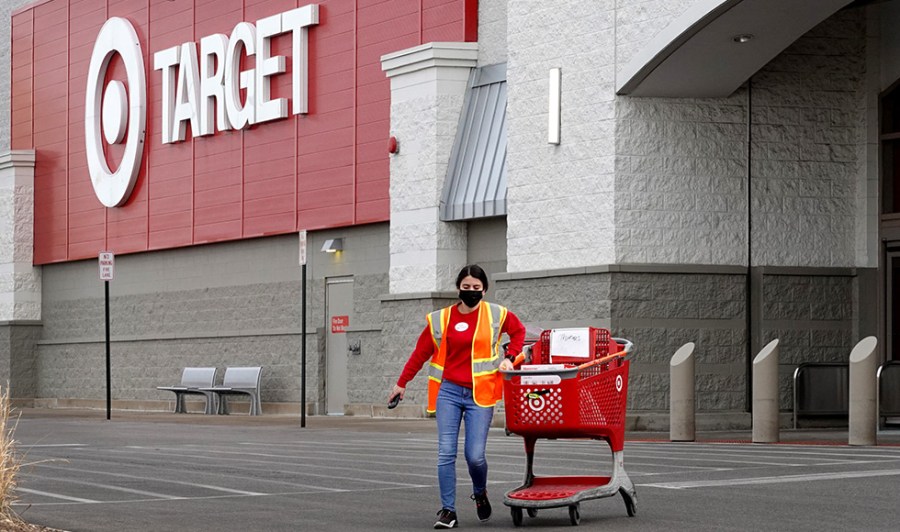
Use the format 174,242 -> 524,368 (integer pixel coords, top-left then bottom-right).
389,264 -> 527,529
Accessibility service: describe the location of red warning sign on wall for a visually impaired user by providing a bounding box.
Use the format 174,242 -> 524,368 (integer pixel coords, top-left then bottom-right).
331,316 -> 349,333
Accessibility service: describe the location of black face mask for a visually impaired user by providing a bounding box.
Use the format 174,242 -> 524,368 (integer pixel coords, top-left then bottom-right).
458,290 -> 484,308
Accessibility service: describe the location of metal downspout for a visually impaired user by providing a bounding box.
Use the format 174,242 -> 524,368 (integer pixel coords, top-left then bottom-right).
746,79 -> 754,412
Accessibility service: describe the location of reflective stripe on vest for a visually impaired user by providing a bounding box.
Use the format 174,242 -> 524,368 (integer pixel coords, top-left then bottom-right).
472,302 -> 506,376
426,307 -> 450,383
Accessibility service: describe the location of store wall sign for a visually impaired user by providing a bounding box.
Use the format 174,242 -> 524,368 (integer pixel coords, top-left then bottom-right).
84,5 -> 319,208
84,17 -> 146,208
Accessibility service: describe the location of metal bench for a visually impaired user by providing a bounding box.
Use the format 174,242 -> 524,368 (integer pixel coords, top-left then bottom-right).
201,366 -> 263,416
792,362 -> 848,429
157,367 -> 218,414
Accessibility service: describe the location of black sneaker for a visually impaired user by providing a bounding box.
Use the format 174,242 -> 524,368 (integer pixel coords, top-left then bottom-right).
434,508 -> 458,529
472,490 -> 492,522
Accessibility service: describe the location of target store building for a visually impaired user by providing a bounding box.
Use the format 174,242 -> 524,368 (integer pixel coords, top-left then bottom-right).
0,0 -> 897,427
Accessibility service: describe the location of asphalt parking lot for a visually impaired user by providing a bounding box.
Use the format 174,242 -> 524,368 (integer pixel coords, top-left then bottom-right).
10,410 -> 900,531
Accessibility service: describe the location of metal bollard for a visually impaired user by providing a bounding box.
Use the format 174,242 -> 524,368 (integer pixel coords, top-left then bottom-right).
752,339 -> 780,443
849,336 -> 878,446
670,342 -> 696,442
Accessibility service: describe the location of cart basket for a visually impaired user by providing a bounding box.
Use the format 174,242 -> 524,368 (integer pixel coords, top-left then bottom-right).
503,335 -> 631,451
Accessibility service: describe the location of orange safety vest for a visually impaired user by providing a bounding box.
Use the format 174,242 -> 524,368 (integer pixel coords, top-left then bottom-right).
425,301 -> 508,413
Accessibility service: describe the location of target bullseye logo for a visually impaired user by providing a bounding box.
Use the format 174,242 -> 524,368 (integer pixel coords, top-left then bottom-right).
525,390 -> 549,412
615,375 -> 623,393
85,17 -> 147,208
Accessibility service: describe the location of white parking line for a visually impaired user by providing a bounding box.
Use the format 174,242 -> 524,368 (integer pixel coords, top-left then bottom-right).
26,473 -> 184,500
641,469 -> 900,489
23,444 -> 87,448
16,487 -> 99,503
13,483 -> 446,507
116,446 -> 431,486
630,443 -> 900,460
34,464 -> 265,496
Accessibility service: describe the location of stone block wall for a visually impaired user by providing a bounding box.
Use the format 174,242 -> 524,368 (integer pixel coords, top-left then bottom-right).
37,334 -> 308,405
346,272 -> 388,405
0,323 -> 40,400
505,0 -> 871,271
750,9 -> 867,268
610,272 -> 747,411
506,0 -> 617,272
33,228 -> 390,412
374,267 -> 861,418
614,95 -> 749,265
614,0 -> 697,74
0,149 -> 42,402
36,280 -> 310,404
759,272 -> 857,409
384,44 -> 475,294
375,295 -> 458,415
0,151 -> 40,321
496,268 -> 747,413
493,271 -> 612,327
478,0 -> 507,66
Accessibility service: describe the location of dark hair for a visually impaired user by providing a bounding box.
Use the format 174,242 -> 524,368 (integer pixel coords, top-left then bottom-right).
455,264 -> 489,291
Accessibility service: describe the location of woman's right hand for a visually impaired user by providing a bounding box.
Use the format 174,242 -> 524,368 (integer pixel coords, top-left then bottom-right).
390,384 -> 405,401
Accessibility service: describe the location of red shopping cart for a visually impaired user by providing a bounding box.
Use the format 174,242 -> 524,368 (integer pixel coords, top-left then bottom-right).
501,327 -> 636,526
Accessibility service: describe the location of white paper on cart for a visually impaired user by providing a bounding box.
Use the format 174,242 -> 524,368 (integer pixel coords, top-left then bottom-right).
549,328 -> 591,359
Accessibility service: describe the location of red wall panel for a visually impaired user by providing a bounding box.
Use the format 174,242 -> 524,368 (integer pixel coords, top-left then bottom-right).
11,8 -> 34,152
31,1 -> 69,264
13,0 -> 476,264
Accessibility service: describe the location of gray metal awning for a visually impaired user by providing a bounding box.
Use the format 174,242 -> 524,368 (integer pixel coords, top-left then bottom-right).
440,63 -> 507,221
616,0 -> 855,98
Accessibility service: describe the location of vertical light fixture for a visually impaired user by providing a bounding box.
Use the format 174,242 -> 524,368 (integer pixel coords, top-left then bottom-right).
548,67 -> 561,145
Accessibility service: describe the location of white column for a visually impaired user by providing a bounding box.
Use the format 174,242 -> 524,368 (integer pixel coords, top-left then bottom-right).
752,339 -> 780,443
849,336 -> 878,446
0,150 -> 40,321
669,342 -> 695,442
381,42 -> 478,294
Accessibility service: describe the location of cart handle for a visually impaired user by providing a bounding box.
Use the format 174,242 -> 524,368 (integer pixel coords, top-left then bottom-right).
577,354 -> 620,370
612,338 -> 634,357
575,338 -> 633,370
501,338 -> 634,377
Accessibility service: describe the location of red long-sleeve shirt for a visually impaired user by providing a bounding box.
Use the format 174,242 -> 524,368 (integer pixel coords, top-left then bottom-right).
397,304 -> 526,388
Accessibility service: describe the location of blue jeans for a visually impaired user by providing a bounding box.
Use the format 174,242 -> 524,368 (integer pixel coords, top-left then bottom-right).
435,381 -> 494,512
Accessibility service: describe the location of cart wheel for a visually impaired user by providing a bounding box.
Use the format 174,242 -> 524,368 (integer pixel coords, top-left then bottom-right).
619,487 -> 637,517
505,427 -> 512,437
568,504 -> 580,526
526,508 -> 538,518
511,507 -> 523,527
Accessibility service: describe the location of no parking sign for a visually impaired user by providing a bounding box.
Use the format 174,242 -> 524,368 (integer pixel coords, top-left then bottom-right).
99,252 -> 115,281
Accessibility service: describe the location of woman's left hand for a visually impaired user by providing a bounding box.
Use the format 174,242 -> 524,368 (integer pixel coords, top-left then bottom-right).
499,358 -> 514,371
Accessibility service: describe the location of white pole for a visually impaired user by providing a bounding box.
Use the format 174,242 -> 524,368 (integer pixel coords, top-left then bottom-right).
849,336 -> 878,446
752,339 -> 780,443
670,343 -> 696,442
